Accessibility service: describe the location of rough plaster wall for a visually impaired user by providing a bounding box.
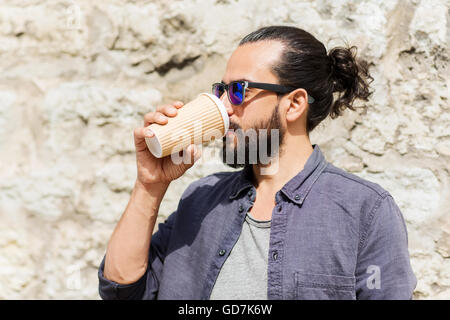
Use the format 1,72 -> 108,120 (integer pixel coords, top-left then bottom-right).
0,0 -> 448,299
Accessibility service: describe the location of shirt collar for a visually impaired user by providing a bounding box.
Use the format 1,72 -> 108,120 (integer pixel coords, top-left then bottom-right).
229,145 -> 327,205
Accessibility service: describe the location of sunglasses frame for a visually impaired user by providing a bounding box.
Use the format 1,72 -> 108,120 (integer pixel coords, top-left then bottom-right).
212,80 -> 315,106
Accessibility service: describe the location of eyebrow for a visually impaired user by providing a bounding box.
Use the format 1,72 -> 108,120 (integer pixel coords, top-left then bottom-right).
221,78 -> 254,84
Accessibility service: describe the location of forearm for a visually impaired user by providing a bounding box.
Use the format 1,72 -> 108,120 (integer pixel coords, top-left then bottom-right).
104,180 -> 169,284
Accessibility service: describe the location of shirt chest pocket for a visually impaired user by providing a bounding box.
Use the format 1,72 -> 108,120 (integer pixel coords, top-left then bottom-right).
294,272 -> 356,300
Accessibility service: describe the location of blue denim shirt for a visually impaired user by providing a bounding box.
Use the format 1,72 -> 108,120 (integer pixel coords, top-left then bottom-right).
98,145 -> 417,300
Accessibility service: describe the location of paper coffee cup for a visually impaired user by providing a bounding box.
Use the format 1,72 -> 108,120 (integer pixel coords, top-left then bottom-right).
145,93 -> 229,158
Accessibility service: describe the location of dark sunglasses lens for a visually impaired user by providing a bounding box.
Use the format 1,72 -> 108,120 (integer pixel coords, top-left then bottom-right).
212,84 -> 224,98
229,82 -> 244,105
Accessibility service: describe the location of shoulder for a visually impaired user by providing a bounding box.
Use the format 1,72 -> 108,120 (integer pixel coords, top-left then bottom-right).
312,163 -> 394,226
315,163 -> 406,250
319,163 -> 390,199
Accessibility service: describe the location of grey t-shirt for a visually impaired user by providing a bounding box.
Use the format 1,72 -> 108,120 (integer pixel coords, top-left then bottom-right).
209,212 -> 271,300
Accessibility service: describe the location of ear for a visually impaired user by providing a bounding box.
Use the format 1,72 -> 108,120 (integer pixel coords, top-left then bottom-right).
285,88 -> 309,123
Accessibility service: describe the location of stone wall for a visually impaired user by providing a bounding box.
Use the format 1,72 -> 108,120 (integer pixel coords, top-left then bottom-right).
0,0 -> 448,299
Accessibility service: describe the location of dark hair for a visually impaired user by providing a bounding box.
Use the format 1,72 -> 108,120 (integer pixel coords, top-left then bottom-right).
239,26 -> 374,132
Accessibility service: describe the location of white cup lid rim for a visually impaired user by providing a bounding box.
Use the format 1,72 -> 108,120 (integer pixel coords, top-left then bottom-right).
199,93 -> 229,133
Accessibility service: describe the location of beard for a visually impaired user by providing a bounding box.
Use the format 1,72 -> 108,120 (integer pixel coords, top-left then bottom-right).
220,103 -> 286,169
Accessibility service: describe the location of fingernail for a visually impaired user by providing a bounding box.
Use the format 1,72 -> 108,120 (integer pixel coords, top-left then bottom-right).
145,128 -> 154,137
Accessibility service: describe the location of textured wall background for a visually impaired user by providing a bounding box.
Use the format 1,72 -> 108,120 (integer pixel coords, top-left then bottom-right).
0,0 -> 448,299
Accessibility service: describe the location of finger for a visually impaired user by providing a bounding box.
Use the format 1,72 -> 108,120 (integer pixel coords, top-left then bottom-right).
161,105 -> 178,117
134,127 -> 151,152
193,144 -> 202,162
143,111 -> 169,127
143,127 -> 154,137
173,101 -> 184,108
156,103 -> 174,113
156,101 -> 183,113
181,145 -> 192,166
181,144 -> 201,166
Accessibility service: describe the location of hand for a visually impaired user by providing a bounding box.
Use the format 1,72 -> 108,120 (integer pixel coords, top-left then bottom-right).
133,101 -> 202,190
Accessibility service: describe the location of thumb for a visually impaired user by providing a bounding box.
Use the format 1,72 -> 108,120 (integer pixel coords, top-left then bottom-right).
181,144 -> 201,166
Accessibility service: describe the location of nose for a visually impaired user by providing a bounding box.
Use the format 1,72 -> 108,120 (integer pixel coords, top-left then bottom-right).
221,93 -> 234,117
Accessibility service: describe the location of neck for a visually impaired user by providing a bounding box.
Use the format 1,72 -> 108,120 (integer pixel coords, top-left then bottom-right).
251,134 -> 313,193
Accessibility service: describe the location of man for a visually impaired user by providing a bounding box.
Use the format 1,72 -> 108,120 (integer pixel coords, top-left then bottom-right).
98,26 -> 417,299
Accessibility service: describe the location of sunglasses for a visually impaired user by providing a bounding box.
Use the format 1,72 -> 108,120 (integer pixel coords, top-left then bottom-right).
212,80 -> 315,106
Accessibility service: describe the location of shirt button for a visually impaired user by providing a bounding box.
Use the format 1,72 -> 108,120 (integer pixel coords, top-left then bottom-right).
277,205 -> 282,212
219,249 -> 226,256
247,190 -> 253,197
238,204 -> 244,213
294,194 -> 300,201
272,251 -> 278,261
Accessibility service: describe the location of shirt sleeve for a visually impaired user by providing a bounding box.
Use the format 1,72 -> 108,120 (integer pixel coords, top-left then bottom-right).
98,210 -> 177,300
355,194 -> 417,300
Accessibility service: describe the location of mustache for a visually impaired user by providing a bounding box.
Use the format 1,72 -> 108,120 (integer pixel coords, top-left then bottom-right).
228,122 -> 241,131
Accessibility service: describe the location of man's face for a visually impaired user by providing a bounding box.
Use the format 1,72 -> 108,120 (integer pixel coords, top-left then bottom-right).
219,41 -> 287,168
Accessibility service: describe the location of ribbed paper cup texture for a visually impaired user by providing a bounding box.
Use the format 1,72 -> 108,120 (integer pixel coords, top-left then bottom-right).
145,93 -> 229,158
